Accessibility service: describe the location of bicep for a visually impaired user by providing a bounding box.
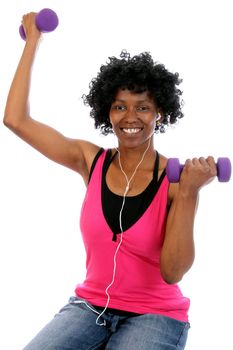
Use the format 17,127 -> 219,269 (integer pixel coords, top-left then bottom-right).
165,183 -> 199,240
7,116 -> 100,176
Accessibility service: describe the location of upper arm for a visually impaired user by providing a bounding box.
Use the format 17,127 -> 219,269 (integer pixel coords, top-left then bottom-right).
5,116 -> 101,180
168,180 -> 199,215
167,182 -> 179,206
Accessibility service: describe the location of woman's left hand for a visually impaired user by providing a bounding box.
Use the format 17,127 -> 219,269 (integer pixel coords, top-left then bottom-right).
179,156 -> 217,195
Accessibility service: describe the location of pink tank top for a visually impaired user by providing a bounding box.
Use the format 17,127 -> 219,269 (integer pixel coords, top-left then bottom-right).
75,150 -> 190,322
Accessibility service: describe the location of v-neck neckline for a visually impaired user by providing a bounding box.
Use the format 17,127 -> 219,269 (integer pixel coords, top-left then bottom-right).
101,150 -> 166,241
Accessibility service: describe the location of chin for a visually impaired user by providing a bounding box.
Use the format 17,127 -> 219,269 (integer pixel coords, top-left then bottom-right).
119,138 -> 152,150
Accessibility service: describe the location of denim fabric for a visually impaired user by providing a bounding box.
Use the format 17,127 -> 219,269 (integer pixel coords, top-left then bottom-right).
23,296 -> 190,350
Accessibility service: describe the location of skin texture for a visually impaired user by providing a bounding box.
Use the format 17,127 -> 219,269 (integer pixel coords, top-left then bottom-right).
3,13 -> 217,284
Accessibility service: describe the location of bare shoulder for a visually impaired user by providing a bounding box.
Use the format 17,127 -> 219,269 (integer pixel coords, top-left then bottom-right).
73,139 -> 102,183
158,153 -> 167,172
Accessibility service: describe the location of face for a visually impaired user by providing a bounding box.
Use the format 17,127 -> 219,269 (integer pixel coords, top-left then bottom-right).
109,89 -> 159,149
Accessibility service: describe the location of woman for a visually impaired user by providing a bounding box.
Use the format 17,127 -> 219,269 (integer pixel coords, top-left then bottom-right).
3,12 -> 217,350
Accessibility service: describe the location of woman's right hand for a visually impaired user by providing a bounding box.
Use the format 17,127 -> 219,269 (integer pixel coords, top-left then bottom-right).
21,12 -> 41,41
4,13 -> 101,183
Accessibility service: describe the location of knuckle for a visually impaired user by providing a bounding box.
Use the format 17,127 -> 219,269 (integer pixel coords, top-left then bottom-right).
203,166 -> 210,173
207,156 -> 214,161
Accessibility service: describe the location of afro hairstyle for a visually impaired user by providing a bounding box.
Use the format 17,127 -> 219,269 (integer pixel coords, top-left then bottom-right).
82,50 -> 184,135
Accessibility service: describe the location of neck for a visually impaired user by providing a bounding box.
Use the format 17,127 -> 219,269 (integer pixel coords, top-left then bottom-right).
116,138 -> 155,167
115,137 -> 154,195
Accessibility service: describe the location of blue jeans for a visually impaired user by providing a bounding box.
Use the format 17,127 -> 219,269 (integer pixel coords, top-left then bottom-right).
23,296 -> 190,349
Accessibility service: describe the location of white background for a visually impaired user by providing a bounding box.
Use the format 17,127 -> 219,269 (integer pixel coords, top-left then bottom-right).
0,1 -> 232,349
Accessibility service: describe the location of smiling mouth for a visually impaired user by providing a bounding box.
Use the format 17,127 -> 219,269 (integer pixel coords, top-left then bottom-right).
120,127 -> 143,134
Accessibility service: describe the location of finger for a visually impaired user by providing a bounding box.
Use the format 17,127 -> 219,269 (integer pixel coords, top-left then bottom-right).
206,156 -> 215,166
206,156 -> 217,176
184,158 -> 192,167
197,157 -> 212,175
192,157 -> 199,165
199,156 -> 210,168
22,12 -> 37,24
199,156 -> 206,165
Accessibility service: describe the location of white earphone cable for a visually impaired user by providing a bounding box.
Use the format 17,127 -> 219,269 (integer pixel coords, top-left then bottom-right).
95,138 -> 151,325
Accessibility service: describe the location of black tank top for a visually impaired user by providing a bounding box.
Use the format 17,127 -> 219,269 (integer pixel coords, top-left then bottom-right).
89,149 -> 166,241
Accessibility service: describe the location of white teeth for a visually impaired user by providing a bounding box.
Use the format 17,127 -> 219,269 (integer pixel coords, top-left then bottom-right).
122,128 -> 141,134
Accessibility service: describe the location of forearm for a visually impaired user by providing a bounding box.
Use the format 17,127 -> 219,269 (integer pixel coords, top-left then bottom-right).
4,38 -> 40,128
160,190 -> 199,284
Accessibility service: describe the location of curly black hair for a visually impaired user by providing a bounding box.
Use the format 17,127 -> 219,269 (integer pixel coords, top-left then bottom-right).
82,50 -> 184,135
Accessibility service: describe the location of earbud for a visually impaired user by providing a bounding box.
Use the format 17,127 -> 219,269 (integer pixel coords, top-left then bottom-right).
156,112 -> 162,121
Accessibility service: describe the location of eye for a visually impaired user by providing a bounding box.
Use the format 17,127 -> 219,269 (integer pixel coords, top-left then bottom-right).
137,106 -> 150,111
111,105 -> 126,111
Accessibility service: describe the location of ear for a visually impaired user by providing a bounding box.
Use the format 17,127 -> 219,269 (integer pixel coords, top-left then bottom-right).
156,111 -> 164,122
156,113 -> 161,121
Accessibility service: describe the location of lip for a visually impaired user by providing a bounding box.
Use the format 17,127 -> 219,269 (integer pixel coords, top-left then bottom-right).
119,127 -> 144,135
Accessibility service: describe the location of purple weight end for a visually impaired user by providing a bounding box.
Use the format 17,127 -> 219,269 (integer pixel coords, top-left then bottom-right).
166,158 -> 182,183
217,157 -> 232,182
19,25 -> 26,40
35,8 -> 59,33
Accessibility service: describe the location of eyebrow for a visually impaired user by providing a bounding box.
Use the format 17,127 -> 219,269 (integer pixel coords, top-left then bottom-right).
113,98 -> 153,103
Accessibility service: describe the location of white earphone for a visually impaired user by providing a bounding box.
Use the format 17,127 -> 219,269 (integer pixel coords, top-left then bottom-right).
157,112 -> 162,121
95,137 -> 151,325
76,137 -> 152,326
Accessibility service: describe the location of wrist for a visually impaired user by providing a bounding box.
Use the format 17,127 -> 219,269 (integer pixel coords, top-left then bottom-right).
25,34 -> 41,46
176,185 -> 199,200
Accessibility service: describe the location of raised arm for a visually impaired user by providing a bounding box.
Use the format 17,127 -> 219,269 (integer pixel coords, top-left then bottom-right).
160,157 -> 217,284
3,12 -> 100,183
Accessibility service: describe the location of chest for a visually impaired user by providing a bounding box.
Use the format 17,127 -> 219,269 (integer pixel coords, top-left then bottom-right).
80,150 -> 169,250
106,164 -> 154,196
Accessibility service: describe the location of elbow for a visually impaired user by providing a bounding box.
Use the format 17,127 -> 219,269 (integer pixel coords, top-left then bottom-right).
160,252 -> 195,285
160,261 -> 193,285
161,270 -> 184,285
3,117 -> 12,129
3,113 -> 21,131
3,113 -> 15,128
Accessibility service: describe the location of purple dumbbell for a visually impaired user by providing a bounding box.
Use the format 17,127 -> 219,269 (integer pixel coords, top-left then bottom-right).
19,8 -> 59,40
166,157 -> 232,183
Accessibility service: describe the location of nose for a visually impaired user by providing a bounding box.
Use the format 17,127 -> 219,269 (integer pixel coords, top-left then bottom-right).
124,106 -> 138,122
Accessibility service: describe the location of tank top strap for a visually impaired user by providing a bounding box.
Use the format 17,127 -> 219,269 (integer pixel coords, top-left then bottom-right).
153,151 -> 160,182
88,148 -> 105,183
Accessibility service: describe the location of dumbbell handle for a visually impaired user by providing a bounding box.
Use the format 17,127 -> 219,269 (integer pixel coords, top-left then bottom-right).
19,8 -> 59,40
166,157 -> 231,183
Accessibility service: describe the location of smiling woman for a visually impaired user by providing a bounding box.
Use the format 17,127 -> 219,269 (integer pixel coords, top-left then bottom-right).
3,12 -> 219,350
109,89 -> 158,149
82,50 -> 184,135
